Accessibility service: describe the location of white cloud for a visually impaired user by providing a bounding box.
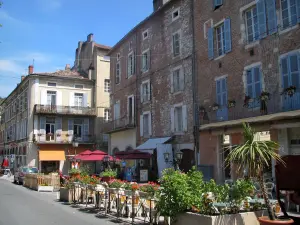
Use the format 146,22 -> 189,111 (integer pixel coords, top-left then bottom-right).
0,60 -> 25,75
36,0 -> 62,11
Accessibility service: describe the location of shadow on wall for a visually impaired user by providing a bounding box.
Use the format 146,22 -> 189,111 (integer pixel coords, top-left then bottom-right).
179,149 -> 194,173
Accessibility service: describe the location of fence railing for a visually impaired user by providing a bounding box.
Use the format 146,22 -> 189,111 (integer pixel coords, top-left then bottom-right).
33,134 -> 96,144
200,91 -> 300,126
102,116 -> 136,133
34,105 -> 96,116
24,174 -> 60,191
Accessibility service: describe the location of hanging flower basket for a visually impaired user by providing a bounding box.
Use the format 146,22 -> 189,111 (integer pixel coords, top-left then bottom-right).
260,91 -> 270,101
243,95 -> 253,107
227,100 -> 236,108
281,86 -> 296,97
211,103 -> 219,111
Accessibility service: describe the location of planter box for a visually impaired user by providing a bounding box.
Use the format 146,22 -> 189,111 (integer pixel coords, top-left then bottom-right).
59,188 -> 72,203
38,185 -> 54,192
174,211 -> 267,225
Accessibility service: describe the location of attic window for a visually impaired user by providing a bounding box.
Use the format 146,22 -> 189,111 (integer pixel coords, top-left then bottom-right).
143,30 -> 149,40
172,8 -> 180,21
117,53 -> 120,60
48,82 -> 56,87
75,84 -> 84,89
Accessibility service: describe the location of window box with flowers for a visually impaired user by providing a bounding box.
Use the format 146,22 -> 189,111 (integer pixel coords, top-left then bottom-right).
211,103 -> 219,111
243,95 -> 254,108
260,91 -> 270,101
227,100 -> 236,108
281,86 -> 296,97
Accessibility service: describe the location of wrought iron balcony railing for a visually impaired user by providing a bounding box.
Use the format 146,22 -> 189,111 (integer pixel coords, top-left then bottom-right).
33,134 -> 96,144
102,116 -> 136,133
200,91 -> 300,127
34,105 -> 96,116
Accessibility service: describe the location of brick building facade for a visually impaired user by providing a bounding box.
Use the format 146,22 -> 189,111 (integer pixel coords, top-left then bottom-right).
105,0 -> 195,171
194,0 -> 300,182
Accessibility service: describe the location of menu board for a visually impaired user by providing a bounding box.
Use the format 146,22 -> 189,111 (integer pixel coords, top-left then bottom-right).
140,169 -> 148,182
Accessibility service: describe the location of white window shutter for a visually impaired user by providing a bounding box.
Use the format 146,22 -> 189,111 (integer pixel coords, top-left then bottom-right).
147,83 -> 151,101
140,115 -> 144,137
56,91 -> 62,106
179,69 -> 185,91
170,107 -> 175,132
83,93 -> 88,107
170,73 -> 174,93
69,92 -> 74,106
55,117 -> 62,142
140,85 -> 143,103
182,105 -> 188,132
132,96 -> 135,122
40,90 -> 47,105
68,119 -> 74,142
34,116 -> 38,134
83,118 -> 89,141
148,113 -> 152,135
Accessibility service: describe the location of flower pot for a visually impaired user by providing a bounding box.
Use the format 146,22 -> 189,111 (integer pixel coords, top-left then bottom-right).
101,176 -> 114,183
258,216 -> 294,225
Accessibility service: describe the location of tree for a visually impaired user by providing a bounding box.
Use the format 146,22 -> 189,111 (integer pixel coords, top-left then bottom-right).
226,123 -> 284,221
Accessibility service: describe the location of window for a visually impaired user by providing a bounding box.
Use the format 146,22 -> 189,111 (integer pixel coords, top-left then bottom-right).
245,66 -> 262,107
104,109 -> 110,122
117,53 -> 120,60
116,62 -> 120,84
204,19 -> 213,39
141,80 -> 150,103
208,18 -> 231,59
114,101 -> 120,120
281,0 -> 299,29
243,0 -> 277,43
142,50 -> 150,72
127,52 -> 135,77
245,6 -> 259,43
73,119 -> 83,139
47,91 -> 56,106
174,106 -> 183,132
75,84 -> 84,89
45,117 -> 55,141
172,31 -> 181,57
281,52 -> 300,90
142,30 -> 149,40
128,95 -> 135,124
216,77 -> 227,107
74,93 -> 83,107
48,82 -> 56,87
172,8 -> 180,21
213,0 -> 223,9
172,67 -> 184,93
140,112 -> 151,137
104,79 -> 110,92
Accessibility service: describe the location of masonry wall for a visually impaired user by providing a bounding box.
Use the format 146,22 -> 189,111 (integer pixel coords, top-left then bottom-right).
109,0 -> 194,150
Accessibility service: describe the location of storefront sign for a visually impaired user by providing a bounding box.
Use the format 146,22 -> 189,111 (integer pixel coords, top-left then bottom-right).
140,169 -> 148,182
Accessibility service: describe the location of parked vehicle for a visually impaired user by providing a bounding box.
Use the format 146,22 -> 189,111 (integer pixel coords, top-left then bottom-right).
0,168 -> 12,177
14,166 -> 38,185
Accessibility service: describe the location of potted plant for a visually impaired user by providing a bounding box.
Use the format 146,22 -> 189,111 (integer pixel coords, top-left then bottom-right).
212,103 -> 219,111
282,86 -> 296,97
68,168 -> 81,179
108,179 -> 123,194
260,91 -> 270,101
243,95 -> 253,108
226,123 -> 293,225
227,100 -> 236,108
139,182 -> 160,198
100,169 -> 117,183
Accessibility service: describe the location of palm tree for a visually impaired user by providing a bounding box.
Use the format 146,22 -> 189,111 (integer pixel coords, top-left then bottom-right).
226,123 -> 284,221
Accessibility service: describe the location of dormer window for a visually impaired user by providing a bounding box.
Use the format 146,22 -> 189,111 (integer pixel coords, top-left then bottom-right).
172,8 -> 180,21
142,30 -> 149,40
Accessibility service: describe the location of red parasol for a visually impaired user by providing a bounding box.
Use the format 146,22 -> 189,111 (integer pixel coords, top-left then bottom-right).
2,158 -> 9,168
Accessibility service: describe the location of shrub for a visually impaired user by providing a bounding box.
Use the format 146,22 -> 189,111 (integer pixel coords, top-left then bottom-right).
100,169 -> 117,178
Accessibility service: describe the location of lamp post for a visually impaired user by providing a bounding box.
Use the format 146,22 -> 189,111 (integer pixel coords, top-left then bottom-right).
103,155 -> 111,169
163,150 -> 183,171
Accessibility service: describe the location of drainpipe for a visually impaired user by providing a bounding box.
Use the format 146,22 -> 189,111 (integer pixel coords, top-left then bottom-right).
190,0 -> 199,167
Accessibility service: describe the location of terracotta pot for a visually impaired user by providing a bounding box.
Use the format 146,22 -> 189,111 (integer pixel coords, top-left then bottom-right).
101,176 -> 114,183
258,216 -> 294,225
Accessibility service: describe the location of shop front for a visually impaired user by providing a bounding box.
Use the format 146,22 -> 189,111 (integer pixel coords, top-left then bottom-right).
39,150 -> 65,173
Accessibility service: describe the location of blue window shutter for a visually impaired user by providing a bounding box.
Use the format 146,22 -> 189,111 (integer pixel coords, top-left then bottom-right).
266,0 -> 277,34
214,0 -> 223,7
208,28 -> 214,59
216,80 -> 221,104
297,0 -> 300,23
257,0 -> 267,39
224,18 -> 232,53
222,78 -> 227,106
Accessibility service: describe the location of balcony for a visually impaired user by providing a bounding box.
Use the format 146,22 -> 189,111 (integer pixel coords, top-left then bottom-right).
103,116 -> 136,134
33,134 -> 96,144
34,105 -> 96,116
200,91 -> 300,130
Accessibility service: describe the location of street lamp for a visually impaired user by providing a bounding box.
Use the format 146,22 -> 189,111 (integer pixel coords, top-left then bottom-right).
163,152 -> 170,163
103,155 -> 111,169
163,150 -> 183,170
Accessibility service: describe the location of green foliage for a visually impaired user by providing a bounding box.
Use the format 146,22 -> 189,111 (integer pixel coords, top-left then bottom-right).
108,179 -> 123,189
228,179 -> 254,207
157,169 -> 191,220
100,169 -> 117,178
68,168 -> 81,175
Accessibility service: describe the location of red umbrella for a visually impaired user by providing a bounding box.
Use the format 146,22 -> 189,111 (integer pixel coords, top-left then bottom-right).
2,158 -> 9,168
92,150 -> 107,155
74,150 -> 92,160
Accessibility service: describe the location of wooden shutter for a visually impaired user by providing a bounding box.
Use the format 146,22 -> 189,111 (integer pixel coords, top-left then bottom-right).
179,68 -> 185,91
208,28 -> 214,59
266,0 -> 277,34
182,105 -> 187,132
280,57 -> 289,89
170,107 -> 175,133
148,113 -> 152,136
56,91 -> 62,106
83,118 -> 89,142
140,115 -> 143,137
40,90 -> 47,105
83,93 -> 88,107
55,117 -> 62,142
257,0 -> 267,39
68,119 -> 74,142
297,0 -> 300,23
224,18 -> 232,53
40,117 -> 46,142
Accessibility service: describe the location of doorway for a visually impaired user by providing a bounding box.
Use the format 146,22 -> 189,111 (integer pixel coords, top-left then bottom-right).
46,117 -> 55,141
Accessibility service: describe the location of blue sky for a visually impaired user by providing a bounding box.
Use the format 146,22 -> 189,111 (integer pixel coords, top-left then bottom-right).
0,0 -> 153,97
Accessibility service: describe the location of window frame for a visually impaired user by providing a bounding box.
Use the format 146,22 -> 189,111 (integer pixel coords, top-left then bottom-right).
74,93 -> 84,107
127,51 -> 135,78
142,29 -> 149,40
215,23 -> 226,57
245,6 -> 259,43
141,79 -> 150,103
172,8 -> 180,22
142,49 -> 150,73
47,82 -> 57,87
116,61 -> 121,84
172,30 -> 181,58
280,0 -> 298,30
174,105 -> 183,133
104,108 -> 110,122
104,79 -> 111,93
279,51 -> 300,90
74,84 -> 84,89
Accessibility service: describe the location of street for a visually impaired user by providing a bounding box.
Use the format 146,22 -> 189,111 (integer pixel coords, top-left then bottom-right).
0,179 -> 119,225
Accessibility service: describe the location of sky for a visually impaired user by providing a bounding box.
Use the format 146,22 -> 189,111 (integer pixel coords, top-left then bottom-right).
0,0 -> 153,97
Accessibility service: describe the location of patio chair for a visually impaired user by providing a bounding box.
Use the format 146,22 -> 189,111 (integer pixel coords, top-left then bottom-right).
141,199 -> 159,224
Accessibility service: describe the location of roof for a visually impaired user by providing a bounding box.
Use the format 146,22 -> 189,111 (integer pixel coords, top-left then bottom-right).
94,43 -> 111,50
34,69 -> 87,79
107,0 -> 175,55
136,137 -> 172,151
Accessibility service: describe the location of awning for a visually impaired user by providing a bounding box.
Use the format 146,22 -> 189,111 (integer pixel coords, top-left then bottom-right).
136,137 -> 172,153
39,151 -> 66,161
115,150 -> 151,160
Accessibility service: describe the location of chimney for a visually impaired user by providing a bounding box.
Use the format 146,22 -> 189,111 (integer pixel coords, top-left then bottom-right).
88,68 -> 92,80
87,33 -> 94,42
65,64 -> 71,70
28,65 -> 34,75
21,75 -> 25,81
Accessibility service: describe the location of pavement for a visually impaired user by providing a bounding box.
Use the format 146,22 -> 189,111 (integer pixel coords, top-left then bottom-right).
0,178 -> 138,225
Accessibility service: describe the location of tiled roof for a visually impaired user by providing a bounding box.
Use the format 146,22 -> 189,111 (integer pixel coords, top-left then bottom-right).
94,43 -> 111,50
33,69 -> 87,79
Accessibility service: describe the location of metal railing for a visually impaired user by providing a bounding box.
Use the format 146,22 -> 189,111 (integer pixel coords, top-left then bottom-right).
200,91 -> 300,126
34,105 -> 96,116
102,116 -> 136,133
33,134 -> 96,144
